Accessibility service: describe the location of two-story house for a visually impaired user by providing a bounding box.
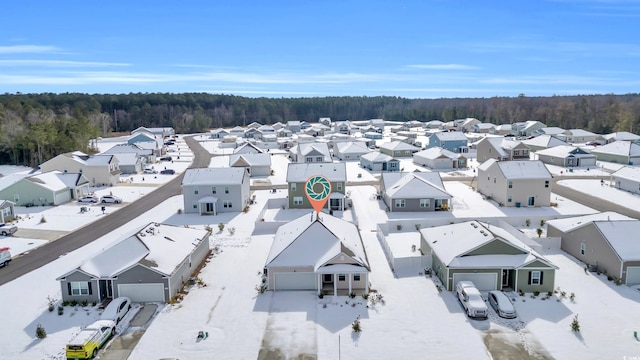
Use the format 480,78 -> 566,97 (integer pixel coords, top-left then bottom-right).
289,142 -> 332,163
427,132 -> 469,153
181,167 -> 251,215
477,159 -> 552,207
476,137 -> 531,163
286,162 -> 346,211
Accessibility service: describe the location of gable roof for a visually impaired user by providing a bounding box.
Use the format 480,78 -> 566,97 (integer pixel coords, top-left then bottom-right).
546,212 -> 632,232
182,167 -> 247,186
360,151 -> 394,163
594,220 -> 640,261
265,213 -> 369,270
431,131 -> 468,141
382,172 -> 451,199
535,145 -> 593,157
336,141 -> 370,154
229,153 -> 272,167
296,142 -> 331,158
414,147 -> 463,160
522,134 -> 568,148
612,166 -> 640,181
590,141 -> 640,157
479,159 -> 551,179
603,131 -> 640,142
233,142 -> 264,154
379,141 -> 420,151
286,162 -> 346,182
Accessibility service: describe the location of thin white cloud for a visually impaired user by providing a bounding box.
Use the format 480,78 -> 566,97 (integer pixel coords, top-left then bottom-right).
0,45 -> 61,54
0,60 -> 130,67
406,64 -> 481,70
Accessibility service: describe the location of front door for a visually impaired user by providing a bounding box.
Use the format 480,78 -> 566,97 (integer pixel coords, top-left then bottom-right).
502,269 -> 509,287
528,196 -> 535,206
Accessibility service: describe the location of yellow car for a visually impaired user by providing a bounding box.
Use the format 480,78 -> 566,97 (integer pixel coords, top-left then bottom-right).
66,319 -> 116,359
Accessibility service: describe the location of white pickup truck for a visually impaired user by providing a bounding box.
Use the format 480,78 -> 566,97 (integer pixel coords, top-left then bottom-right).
456,281 -> 488,319
0,223 -> 17,236
0,247 -> 11,268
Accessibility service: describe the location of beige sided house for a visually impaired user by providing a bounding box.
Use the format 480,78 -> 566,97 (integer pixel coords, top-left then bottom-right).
477,159 -> 552,207
476,137 -> 531,163
40,152 -> 121,186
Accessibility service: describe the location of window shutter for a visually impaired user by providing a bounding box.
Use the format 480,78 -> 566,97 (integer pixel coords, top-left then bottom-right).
540,272 -> 544,285
527,271 -> 532,285
88,282 -> 93,295
67,283 -> 72,296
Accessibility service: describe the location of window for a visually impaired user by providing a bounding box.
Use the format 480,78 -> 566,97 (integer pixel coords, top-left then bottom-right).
323,274 -> 332,282
513,150 -> 519,156
354,274 -> 361,281
545,180 -> 549,188
306,157 -> 313,163
529,271 -> 542,285
291,183 -> 297,191
420,199 -> 430,208
395,199 -> 405,208
337,183 -> 342,191
493,177 -> 496,183
193,204 -> 197,209
212,187 -> 216,194
338,274 -> 346,281
508,195 -> 512,203
508,181 -> 513,189
316,156 -> 323,162
293,197 -> 303,205
224,187 -> 229,194
13,194 -> 19,202
70,282 -> 90,296
580,243 -> 585,255
223,201 -> 232,208
194,190 -> 199,195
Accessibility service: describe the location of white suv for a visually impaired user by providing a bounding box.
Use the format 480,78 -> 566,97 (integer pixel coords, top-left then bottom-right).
456,281 -> 488,319
100,195 -> 122,204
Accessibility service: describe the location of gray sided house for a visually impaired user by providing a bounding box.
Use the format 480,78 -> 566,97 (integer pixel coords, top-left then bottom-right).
546,213 -> 640,285
413,147 -> 468,170
229,153 -> 272,177
333,141 -> 370,160
264,213 -> 370,295
210,128 -> 230,139
420,220 -> 557,293
590,141 -> 640,165
379,141 -> 420,158
522,135 -> 569,152
512,121 -> 546,136
535,145 -> 597,168
427,132 -> 469,153
476,137 -> 530,163
0,171 -> 90,206
359,152 -> 400,172
0,200 -> 16,223
603,131 -> 640,144
477,159 -> 552,207
286,162 -> 346,211
612,166 -> 640,195
289,142 -> 332,163
102,143 -> 155,166
182,167 -> 251,215
380,172 -> 452,212
57,223 -> 210,303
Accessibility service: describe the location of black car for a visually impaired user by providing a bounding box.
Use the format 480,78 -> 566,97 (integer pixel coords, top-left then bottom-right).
160,156 -> 172,161
160,169 -> 175,175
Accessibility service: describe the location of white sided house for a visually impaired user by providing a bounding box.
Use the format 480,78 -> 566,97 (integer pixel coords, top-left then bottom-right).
612,166 -> 640,195
181,167 -> 250,215
265,212 -> 370,295
477,159 -> 552,207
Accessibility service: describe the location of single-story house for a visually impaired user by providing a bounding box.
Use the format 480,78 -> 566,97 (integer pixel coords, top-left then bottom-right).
532,126 -> 566,137
229,153 -> 272,177
535,145 -> 597,168
0,171 -> 90,206
0,200 -> 16,223
210,128 -> 230,139
286,162 -> 346,211
102,143 -> 155,165
546,213 -> 640,285
427,132 -> 469,153
471,123 -> 496,133
359,152 -> 400,172
522,134 -> 569,152
379,141 -> 420,158
589,141 -> 640,165
181,167 -> 251,215
333,141 -> 370,160
612,166 -> 640,195
264,212 -> 370,295
57,223 -> 211,303
380,172 -> 452,212
603,132 -> 640,144
477,159 -> 552,207
364,131 -> 383,140
420,220 -> 557,292
556,129 -> 602,144
132,126 -> 174,138
491,124 -> 513,135
413,147 -> 468,169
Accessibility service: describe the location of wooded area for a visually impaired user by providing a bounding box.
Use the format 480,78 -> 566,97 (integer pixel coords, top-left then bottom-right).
1,92 -> 639,166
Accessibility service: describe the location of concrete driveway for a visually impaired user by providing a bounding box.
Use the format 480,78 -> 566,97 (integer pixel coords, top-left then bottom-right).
100,304 -> 158,360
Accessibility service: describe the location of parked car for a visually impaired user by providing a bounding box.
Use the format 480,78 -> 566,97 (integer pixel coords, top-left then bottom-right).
78,195 -> 99,204
100,297 -> 131,324
456,281 -> 488,319
100,195 -> 122,204
160,156 -> 172,161
0,223 -> 18,236
143,168 -> 158,174
488,291 -> 517,319
160,169 -> 175,175
0,247 -> 12,267
66,319 -> 116,359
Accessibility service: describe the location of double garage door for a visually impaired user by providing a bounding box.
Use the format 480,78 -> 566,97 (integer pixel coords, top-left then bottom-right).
274,273 -> 316,291
118,283 -> 165,302
452,273 -> 498,291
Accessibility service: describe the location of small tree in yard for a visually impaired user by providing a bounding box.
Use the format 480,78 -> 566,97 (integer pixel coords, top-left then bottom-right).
352,316 -> 362,333
36,324 -> 47,339
536,228 -> 543,238
218,223 -> 225,232
571,314 -> 580,332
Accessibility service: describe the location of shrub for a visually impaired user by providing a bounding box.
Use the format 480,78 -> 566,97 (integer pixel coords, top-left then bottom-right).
81,300 -> 88,307
540,219 -> 546,227
349,292 -> 356,298
70,300 -> 79,307
36,324 -> 47,339
255,283 -> 267,294
47,296 -> 55,312
415,224 -> 421,230
518,289 -> 525,296
205,225 -> 213,232
318,293 -> 325,299
228,227 -> 236,235
569,293 -> 575,302
436,284 -> 443,293
533,291 -> 540,297
361,293 -> 369,300
536,228 -> 543,238
547,291 -> 553,297
352,316 -> 362,333
62,301 -> 70,306
177,208 -> 182,214
218,223 -> 225,231
571,314 -> 580,332
525,219 -> 531,227
92,301 -> 97,307
560,291 -> 567,299
40,215 -> 47,223
243,205 -> 249,213
396,224 -> 403,231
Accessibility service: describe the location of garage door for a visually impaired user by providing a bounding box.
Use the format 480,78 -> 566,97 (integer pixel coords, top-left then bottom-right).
118,283 -> 165,302
274,273 -> 316,291
452,273 -> 498,291
626,267 -> 640,285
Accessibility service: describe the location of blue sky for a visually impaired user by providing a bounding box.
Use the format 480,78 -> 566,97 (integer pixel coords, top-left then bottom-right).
1,1 -> 639,98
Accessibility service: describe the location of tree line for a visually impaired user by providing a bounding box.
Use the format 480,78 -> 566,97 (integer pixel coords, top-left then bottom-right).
1,92 -> 639,166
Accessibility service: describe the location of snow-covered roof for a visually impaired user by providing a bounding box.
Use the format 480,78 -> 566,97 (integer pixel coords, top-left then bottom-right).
414,147 -> 462,160
612,166 -> 640,181
296,142 -> 331,157
594,220 -> 640,261
565,129 -> 597,137
546,212 -> 632,232
85,155 -> 114,166
336,141 -> 369,154
108,152 -> 139,166
449,253 -> 537,268
0,172 -> 30,191
102,143 -> 153,156
591,141 -> 640,156
603,132 -> 640,142
535,145 -> 593,158
479,159 -> 552,179
382,172 -> 451,199
286,162 -> 346,182
233,142 -> 264,154
360,151 -> 394,163
535,127 -> 565,135
379,141 -> 420,151
229,153 -> 272,167
522,134 -> 568,148
80,236 -> 149,277
431,131 -> 468,141
26,171 -> 72,191
56,172 -> 87,188
182,167 -> 247,186
265,213 -> 369,270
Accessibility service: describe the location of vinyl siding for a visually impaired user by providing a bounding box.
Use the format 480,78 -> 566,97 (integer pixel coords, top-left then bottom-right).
516,269 -> 555,293
465,239 -> 526,256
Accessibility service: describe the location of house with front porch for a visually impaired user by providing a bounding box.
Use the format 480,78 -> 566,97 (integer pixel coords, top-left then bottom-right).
0,200 -> 16,223
379,141 -> 420,157
264,212 -> 370,295
380,171 -> 451,212
359,152 -> 400,172
286,162 -> 346,211
589,141 -> 640,165
181,167 -> 250,215
420,220 -> 557,292
535,145 -> 597,168
413,147 -> 468,170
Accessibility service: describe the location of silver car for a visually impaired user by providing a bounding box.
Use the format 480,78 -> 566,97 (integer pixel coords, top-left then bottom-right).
488,290 -> 517,319
100,297 -> 131,324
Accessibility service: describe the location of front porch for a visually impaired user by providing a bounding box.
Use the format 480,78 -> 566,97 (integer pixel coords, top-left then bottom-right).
316,265 -> 369,297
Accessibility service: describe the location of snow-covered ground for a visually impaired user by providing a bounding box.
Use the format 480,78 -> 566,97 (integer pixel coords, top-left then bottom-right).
2,133 -> 640,359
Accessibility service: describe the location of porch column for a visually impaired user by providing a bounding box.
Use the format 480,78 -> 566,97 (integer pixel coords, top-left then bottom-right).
365,273 -> 369,293
333,273 -> 337,297
348,274 -> 352,295
514,269 -> 519,293
317,273 -> 321,296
